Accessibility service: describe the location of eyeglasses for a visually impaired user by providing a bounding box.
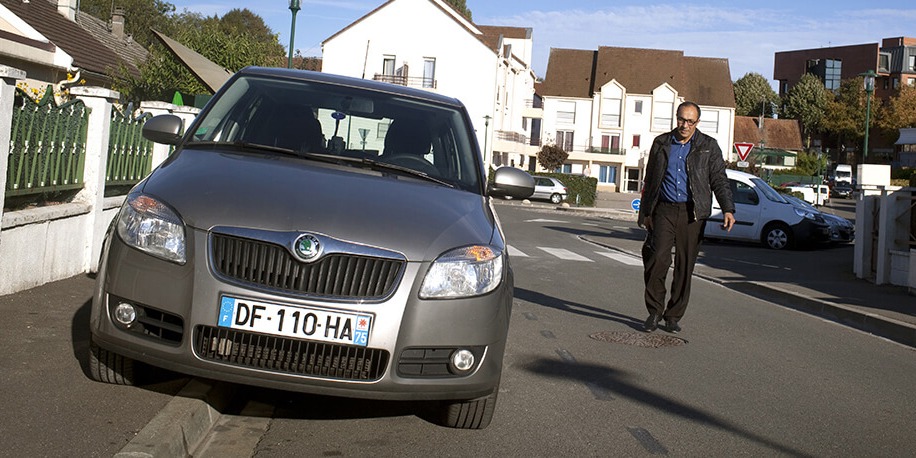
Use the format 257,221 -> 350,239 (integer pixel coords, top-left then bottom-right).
677,117 -> 698,126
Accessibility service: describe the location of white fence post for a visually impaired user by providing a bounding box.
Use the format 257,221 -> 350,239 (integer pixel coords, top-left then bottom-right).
0,65 -> 27,239
140,101 -> 178,168
71,86 -> 120,272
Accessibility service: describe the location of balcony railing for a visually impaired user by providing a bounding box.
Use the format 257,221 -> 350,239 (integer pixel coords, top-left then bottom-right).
373,74 -> 437,89
585,147 -> 627,155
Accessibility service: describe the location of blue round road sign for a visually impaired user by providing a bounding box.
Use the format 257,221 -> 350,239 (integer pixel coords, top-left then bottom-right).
631,198 -> 640,211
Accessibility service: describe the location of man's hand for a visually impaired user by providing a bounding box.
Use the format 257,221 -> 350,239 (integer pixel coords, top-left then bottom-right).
643,216 -> 653,231
721,212 -> 735,232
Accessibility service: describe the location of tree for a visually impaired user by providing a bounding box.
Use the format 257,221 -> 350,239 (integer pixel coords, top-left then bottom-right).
443,0 -> 472,20
78,0 -> 176,48
115,9 -> 284,102
782,74 -> 830,148
876,84 -> 916,135
537,144 -> 568,171
822,77 -> 875,156
733,72 -> 779,117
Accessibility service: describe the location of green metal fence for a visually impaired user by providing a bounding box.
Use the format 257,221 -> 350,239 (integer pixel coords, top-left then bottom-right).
5,88 -> 89,197
106,109 -> 153,187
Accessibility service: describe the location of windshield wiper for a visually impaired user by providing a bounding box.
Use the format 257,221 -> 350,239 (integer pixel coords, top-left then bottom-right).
301,153 -> 455,188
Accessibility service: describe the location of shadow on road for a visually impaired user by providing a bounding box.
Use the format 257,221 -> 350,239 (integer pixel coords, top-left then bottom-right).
523,357 -> 814,457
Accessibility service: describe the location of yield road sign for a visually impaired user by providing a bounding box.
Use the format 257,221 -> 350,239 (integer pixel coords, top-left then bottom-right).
734,142 -> 754,162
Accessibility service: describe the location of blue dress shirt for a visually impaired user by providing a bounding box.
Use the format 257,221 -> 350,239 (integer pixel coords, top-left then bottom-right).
660,136 -> 691,203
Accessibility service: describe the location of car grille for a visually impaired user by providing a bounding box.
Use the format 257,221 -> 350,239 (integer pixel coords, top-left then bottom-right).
211,233 -> 403,300
194,326 -> 389,381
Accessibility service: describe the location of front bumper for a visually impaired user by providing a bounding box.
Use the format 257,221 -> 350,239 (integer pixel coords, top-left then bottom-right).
90,228 -> 511,401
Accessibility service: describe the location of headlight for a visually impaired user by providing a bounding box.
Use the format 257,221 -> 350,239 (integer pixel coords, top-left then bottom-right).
794,207 -> 818,221
116,194 -> 186,264
419,246 -> 503,299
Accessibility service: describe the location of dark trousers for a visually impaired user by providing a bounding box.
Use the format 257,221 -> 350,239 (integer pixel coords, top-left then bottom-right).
642,201 -> 704,321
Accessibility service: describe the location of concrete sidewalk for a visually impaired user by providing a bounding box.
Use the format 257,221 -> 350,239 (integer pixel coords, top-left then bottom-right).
552,191 -> 916,349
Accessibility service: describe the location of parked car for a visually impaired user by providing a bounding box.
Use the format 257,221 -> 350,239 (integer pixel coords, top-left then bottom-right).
530,176 -> 567,204
831,182 -> 853,198
705,169 -> 830,249
88,67 -> 536,429
784,195 -> 855,243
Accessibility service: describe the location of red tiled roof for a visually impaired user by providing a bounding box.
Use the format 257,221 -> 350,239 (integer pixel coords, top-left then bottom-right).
0,0 -> 132,79
540,46 -> 735,108
734,116 -> 803,150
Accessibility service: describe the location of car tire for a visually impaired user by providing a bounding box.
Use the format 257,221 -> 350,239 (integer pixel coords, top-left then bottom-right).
550,193 -> 562,204
762,222 -> 793,250
89,336 -> 136,385
437,387 -> 498,429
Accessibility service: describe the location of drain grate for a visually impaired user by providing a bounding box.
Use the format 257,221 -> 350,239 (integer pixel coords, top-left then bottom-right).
590,331 -> 687,348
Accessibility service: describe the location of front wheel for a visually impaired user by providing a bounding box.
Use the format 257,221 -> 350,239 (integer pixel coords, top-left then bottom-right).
88,336 -> 137,385
762,223 -> 793,250
550,193 -> 563,204
436,388 -> 498,429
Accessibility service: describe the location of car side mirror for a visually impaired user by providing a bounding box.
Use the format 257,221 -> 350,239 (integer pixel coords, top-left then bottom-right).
142,114 -> 184,145
488,167 -> 535,199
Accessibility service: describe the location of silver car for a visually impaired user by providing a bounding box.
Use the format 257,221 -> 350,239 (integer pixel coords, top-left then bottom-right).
89,67 -> 534,429
530,176 -> 567,204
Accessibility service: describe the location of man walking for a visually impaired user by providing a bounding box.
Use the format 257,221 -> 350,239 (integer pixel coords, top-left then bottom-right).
637,101 -> 735,333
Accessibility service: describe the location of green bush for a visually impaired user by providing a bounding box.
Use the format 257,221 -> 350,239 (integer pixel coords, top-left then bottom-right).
537,172 -> 598,206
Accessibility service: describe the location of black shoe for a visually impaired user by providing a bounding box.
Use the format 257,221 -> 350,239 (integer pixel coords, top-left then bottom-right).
644,314 -> 660,332
665,319 -> 681,333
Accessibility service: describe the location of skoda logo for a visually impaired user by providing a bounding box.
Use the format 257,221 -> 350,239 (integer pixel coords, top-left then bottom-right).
294,234 -> 322,261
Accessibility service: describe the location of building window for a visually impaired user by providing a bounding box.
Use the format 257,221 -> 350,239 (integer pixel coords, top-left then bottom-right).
561,164 -> 572,173
557,101 -> 576,124
909,55 -> 916,72
377,120 -> 390,138
698,111 -> 719,133
632,135 -> 641,148
652,101 -> 673,131
634,100 -> 643,114
556,130 -> 574,151
808,58 -> 841,91
600,97 -> 622,127
894,77 -> 900,89
598,165 -> 617,184
879,53 -> 891,73
423,57 -> 436,88
908,77 -> 916,87
382,55 -> 396,76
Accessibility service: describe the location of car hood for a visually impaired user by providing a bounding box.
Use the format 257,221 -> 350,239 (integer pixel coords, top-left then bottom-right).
138,149 -> 496,261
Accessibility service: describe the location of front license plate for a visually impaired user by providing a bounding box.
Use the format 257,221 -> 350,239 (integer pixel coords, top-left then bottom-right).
218,296 -> 372,346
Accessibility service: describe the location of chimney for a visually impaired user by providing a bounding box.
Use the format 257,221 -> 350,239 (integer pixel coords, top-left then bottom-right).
57,0 -> 77,21
111,8 -> 125,39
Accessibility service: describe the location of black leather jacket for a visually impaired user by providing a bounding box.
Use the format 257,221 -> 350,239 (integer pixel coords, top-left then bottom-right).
637,128 -> 735,227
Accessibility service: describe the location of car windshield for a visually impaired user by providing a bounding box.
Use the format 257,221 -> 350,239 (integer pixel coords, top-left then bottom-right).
750,177 -> 789,204
188,75 -> 481,192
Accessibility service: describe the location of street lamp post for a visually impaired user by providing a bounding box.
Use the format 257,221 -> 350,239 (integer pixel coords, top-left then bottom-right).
860,69 -> 876,163
287,0 -> 301,69
483,115 -> 491,165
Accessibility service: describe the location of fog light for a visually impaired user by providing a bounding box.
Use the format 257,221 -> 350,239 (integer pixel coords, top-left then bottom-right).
114,302 -> 138,326
451,349 -> 475,372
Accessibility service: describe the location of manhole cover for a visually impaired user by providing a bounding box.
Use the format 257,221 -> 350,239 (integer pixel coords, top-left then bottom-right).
590,331 -> 687,348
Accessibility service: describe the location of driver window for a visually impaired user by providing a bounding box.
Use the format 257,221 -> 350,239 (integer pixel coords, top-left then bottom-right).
733,180 -> 759,205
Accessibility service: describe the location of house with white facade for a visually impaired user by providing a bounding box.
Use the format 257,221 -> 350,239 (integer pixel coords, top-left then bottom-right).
321,0 -> 538,169
535,46 -> 736,193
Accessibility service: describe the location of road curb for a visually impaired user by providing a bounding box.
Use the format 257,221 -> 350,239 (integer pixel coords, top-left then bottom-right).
115,379 -> 233,457
719,279 -> 916,349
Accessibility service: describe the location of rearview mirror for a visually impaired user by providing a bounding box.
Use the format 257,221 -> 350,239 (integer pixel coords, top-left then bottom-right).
488,167 -> 535,200
142,114 -> 184,145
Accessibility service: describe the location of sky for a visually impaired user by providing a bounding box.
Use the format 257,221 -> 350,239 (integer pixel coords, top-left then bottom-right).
167,0 -> 916,86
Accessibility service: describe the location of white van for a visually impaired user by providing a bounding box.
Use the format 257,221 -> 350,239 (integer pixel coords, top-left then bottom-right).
706,169 -> 830,249
787,184 -> 829,206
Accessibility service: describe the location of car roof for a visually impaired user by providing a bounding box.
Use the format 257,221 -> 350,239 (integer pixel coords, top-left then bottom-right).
237,66 -> 465,109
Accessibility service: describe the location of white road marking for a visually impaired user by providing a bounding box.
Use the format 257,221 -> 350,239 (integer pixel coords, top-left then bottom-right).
507,244 -> 529,257
595,251 -> 643,266
538,247 -> 593,261
525,218 -> 568,223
